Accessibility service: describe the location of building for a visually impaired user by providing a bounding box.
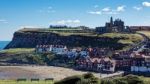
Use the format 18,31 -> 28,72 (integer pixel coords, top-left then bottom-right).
131,57 -> 150,73
96,17 -> 125,33
129,26 -> 150,31
49,25 -> 68,28
95,27 -> 106,34
36,45 -> 68,54
75,57 -> 116,72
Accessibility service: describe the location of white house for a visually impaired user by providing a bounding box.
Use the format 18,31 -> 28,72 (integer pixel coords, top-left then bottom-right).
67,49 -> 78,58
51,45 -> 67,55
36,45 -> 68,54
80,51 -> 89,57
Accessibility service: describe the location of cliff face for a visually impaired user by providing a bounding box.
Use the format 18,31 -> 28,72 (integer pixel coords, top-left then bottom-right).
5,30 -> 126,50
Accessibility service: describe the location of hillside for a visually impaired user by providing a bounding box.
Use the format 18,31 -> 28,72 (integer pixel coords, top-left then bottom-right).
0,48 -> 75,67
137,31 -> 150,39
5,28 -> 144,50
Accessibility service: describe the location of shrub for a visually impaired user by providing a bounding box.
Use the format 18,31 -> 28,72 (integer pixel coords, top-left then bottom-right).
55,75 -> 82,84
76,79 -> 91,84
101,79 -> 115,84
83,73 -> 94,79
113,78 -> 128,84
113,75 -> 144,84
125,75 -> 144,84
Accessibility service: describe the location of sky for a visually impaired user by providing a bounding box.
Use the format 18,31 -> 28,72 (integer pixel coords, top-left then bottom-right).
0,0 -> 150,41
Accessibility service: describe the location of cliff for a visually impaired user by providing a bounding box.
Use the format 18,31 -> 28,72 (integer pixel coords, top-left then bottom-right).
5,28 -> 143,50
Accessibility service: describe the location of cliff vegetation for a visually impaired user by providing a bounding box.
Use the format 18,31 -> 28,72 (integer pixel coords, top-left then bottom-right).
5,28 -> 144,51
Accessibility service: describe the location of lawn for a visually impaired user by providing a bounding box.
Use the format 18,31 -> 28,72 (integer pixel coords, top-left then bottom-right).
0,80 -> 53,84
0,48 -> 35,54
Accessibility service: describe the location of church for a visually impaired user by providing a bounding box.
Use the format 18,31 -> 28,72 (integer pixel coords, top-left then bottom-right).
96,17 -> 125,33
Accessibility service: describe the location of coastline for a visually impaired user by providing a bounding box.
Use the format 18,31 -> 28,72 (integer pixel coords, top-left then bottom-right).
0,65 -> 100,81
0,41 -> 10,50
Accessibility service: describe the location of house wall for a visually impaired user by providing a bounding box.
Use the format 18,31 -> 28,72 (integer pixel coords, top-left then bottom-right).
131,66 -> 150,72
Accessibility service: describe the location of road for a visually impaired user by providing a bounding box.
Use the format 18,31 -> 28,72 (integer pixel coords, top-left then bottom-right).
128,33 -> 150,53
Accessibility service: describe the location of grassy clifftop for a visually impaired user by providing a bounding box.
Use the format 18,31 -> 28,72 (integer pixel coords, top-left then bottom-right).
18,28 -> 143,45
100,33 -> 143,44
5,28 -> 144,51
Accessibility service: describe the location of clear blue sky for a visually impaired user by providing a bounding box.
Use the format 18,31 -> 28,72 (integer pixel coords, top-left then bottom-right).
0,0 -> 150,41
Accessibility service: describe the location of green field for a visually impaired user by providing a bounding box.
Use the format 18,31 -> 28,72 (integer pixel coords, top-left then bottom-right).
0,80 -> 53,84
0,48 -> 35,54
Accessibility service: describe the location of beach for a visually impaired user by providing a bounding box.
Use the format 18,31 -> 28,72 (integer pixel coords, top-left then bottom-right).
0,66 -> 101,81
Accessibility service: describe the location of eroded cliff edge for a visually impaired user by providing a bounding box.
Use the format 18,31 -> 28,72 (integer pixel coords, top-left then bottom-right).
5,28 -> 143,50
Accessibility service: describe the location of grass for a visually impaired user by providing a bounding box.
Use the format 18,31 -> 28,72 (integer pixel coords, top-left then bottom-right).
18,28 -> 84,33
55,32 -> 144,42
48,28 -> 83,31
18,28 -> 144,43
137,31 -> 150,38
118,40 -> 134,44
100,33 -> 143,39
140,77 -> 150,84
0,48 -> 35,54
100,33 -> 144,44
0,80 -> 53,84
54,32 -> 97,36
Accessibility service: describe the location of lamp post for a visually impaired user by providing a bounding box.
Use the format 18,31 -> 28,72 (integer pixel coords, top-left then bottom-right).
98,64 -> 102,78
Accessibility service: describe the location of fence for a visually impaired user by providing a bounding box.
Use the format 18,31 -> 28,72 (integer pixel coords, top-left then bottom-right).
0,78 -> 54,84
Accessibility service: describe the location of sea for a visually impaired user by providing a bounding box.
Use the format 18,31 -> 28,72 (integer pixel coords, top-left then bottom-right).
0,41 -> 10,50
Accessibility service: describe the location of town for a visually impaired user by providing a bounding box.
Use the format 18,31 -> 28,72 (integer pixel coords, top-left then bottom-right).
1,0 -> 150,83
35,17 -> 150,76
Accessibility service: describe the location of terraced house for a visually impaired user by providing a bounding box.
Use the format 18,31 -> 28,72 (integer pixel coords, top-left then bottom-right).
36,45 -> 67,54
131,56 -> 150,74
75,57 -> 116,72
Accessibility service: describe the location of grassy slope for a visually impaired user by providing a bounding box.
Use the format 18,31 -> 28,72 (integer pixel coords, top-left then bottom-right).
52,32 -> 143,46
100,33 -> 143,44
0,48 -> 38,63
0,48 -> 72,67
0,48 -> 35,54
53,31 -> 144,45
137,31 -> 150,38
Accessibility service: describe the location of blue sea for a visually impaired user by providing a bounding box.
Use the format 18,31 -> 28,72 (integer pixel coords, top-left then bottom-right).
0,41 -> 10,50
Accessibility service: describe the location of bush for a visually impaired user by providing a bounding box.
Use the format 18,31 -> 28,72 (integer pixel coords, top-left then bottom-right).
55,75 -> 82,84
101,79 -> 115,84
113,75 -> 144,84
113,78 -> 128,84
55,73 -> 100,84
83,73 -> 94,79
90,77 -> 100,84
125,75 -> 144,84
76,79 -> 91,84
